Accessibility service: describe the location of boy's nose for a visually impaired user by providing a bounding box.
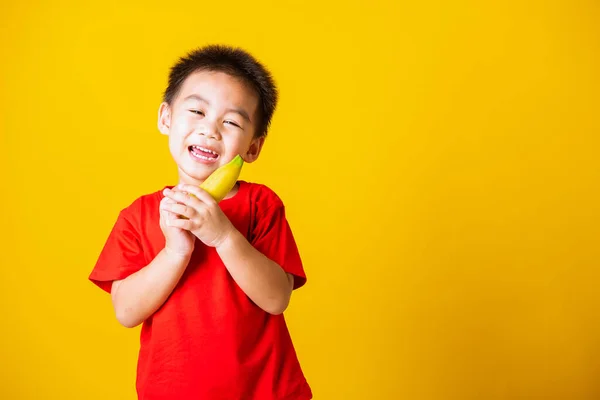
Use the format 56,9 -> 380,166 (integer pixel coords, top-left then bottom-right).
197,123 -> 220,140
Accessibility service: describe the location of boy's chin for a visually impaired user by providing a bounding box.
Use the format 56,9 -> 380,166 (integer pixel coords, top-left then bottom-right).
177,165 -> 214,184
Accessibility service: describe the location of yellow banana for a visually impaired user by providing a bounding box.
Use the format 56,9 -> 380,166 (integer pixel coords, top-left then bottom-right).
200,154 -> 244,202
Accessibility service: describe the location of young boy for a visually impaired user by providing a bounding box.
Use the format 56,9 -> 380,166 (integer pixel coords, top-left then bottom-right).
89,45 -> 312,400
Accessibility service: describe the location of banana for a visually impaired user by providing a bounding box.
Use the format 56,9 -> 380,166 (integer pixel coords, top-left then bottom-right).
200,154 -> 244,202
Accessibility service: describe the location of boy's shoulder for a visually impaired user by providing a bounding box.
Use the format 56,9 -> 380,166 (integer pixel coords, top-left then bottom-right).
116,186 -> 167,221
242,180 -> 285,209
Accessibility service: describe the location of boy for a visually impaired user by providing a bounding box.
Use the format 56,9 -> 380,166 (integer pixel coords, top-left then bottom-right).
89,45 -> 312,400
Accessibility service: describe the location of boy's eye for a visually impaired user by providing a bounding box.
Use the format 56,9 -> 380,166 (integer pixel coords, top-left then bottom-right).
224,120 -> 241,128
189,110 -> 205,116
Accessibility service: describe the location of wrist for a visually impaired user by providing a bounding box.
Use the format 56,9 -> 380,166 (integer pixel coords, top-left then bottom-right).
214,225 -> 241,252
163,246 -> 192,263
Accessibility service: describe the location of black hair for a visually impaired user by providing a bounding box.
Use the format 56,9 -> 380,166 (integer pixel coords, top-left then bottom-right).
163,45 -> 278,137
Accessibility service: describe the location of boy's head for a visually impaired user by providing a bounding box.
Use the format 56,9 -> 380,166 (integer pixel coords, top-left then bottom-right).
162,45 -> 278,138
158,45 -> 278,185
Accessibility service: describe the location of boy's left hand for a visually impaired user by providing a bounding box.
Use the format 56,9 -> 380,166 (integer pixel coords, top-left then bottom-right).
161,184 -> 234,248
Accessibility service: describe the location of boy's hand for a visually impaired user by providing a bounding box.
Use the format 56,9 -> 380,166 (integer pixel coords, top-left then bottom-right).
161,184 -> 235,248
160,191 -> 196,257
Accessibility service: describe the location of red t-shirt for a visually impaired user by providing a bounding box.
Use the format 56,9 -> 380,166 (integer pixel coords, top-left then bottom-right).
89,181 -> 312,400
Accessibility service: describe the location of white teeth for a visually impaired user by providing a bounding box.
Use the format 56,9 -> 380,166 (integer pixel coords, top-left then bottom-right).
190,146 -> 218,161
192,145 -> 217,155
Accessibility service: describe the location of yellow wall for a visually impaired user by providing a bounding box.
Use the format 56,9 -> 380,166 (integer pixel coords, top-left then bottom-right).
2,1 -> 599,399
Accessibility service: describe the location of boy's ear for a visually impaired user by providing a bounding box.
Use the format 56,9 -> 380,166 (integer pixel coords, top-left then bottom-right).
243,136 -> 265,163
158,102 -> 171,135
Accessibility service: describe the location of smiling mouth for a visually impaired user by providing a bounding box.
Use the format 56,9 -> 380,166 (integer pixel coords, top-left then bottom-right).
189,145 -> 219,162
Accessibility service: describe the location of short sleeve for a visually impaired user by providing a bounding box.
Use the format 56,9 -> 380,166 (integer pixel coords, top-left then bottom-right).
89,208 -> 147,293
251,201 -> 307,290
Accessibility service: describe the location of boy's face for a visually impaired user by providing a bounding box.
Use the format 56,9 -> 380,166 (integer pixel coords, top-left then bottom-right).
158,70 -> 264,185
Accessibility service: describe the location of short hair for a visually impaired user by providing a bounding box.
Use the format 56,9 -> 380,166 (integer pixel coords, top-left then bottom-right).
163,45 -> 278,138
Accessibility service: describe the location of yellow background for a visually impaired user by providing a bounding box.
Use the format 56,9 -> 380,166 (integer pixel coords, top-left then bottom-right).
1,0 -> 599,399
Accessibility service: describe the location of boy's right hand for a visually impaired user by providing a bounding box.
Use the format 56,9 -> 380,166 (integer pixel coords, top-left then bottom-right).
160,191 -> 195,258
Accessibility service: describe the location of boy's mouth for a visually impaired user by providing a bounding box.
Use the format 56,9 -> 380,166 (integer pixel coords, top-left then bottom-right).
189,145 -> 219,162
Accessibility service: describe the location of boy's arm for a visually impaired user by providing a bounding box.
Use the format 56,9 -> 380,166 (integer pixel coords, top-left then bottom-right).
110,248 -> 191,328
216,229 -> 294,315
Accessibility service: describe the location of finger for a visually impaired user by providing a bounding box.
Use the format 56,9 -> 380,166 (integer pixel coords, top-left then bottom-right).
159,198 -> 173,217
159,198 -> 168,215
160,209 -> 177,223
177,184 -> 217,206
164,187 -> 205,210
166,217 -> 194,230
161,194 -> 176,207
163,188 -> 185,202
160,201 -> 196,219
